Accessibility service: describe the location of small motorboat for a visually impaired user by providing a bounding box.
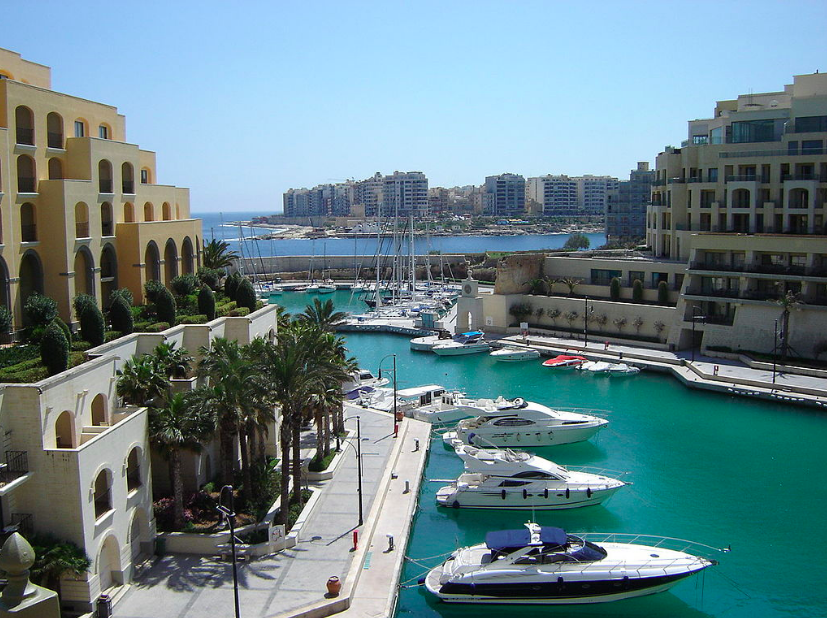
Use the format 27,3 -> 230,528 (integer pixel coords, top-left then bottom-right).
608,363 -> 641,376
433,331 -> 491,356
577,361 -> 612,373
424,522 -> 722,605
443,399 -> 608,448
542,355 -> 587,368
317,284 -> 336,294
436,443 -> 626,510
490,346 -> 541,362
410,329 -> 454,351
305,282 -> 320,293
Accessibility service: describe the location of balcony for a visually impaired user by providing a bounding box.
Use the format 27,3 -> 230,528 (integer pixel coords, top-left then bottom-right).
20,224 -> 37,242
741,290 -> 782,301
17,177 -> 36,193
122,180 -> 135,194
667,177 -> 686,184
782,173 -> 821,182
47,132 -> 64,149
99,179 -> 113,194
0,451 -> 29,489
1,514 -> 33,537
15,128 -> 34,145
725,175 -> 758,183
720,148 -> 825,158
688,262 -> 744,273
76,222 -> 90,238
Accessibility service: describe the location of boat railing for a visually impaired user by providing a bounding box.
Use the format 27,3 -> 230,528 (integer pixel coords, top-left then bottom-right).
576,532 -> 728,560
567,466 -> 630,479
554,407 -> 612,418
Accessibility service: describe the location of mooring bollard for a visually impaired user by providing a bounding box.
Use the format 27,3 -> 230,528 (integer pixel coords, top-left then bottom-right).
404,480 -> 410,494
352,530 -> 358,551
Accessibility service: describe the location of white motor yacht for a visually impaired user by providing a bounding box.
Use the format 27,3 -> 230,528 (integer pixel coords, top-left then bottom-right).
433,331 -> 491,356
410,330 -> 454,351
436,443 -> 626,510
608,363 -> 641,376
489,346 -> 541,362
443,399 -> 608,448
424,522 -> 721,605
577,361 -> 613,373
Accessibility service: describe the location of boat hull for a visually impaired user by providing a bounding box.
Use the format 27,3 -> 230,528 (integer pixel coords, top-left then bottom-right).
490,350 -> 541,362
433,344 -> 491,356
444,423 -> 606,448
435,484 -> 621,510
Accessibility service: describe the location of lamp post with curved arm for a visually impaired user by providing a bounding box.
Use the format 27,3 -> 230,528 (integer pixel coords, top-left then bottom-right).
378,353 -> 398,437
217,485 -> 241,618
338,415 -> 364,526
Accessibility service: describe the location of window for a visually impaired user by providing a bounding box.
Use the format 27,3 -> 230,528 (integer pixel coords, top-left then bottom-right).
802,140 -> 822,153
74,120 -> 85,137
731,119 -> 775,144
99,125 -> 108,139
707,168 -> 718,182
140,169 -> 148,184
794,115 -> 827,133
590,269 -> 622,286
492,418 -> 535,427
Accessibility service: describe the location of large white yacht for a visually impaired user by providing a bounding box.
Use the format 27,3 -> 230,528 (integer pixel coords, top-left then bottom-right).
443,399 -> 608,448
412,393 -> 538,425
432,331 -> 491,356
436,443 -> 626,510
424,522 -> 720,605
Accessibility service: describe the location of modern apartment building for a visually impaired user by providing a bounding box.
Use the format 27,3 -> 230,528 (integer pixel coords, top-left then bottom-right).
283,182 -> 355,218
577,175 -> 619,215
606,162 -> 655,242
382,170 -> 429,218
354,172 -> 384,218
483,173 -> 526,216
0,49 -> 202,325
526,175 -> 579,215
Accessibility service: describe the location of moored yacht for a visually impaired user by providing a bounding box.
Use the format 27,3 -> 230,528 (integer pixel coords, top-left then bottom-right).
424,522 -> 721,605
436,443 -> 626,510
443,399 -> 608,447
489,346 -> 541,362
432,331 -> 491,356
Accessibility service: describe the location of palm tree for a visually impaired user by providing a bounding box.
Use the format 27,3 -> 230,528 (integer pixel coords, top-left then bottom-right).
299,298 -> 348,332
29,534 -> 91,601
152,341 -> 193,379
116,355 -> 168,406
775,290 -> 802,359
202,238 -> 240,270
148,392 -> 215,529
560,277 -> 581,297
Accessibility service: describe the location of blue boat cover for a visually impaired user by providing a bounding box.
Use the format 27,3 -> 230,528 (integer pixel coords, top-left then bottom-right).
345,385 -> 374,400
485,526 -> 566,550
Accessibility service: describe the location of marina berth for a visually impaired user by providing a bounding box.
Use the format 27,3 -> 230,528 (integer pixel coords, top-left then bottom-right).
443,399 -> 608,447
436,443 -> 626,510
424,522 -> 720,605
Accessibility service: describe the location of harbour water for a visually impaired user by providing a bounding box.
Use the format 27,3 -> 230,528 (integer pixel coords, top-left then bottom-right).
194,211 -> 607,257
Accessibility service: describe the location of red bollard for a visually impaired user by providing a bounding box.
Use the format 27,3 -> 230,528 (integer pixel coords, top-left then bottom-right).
394,423 -> 399,438
352,530 -> 358,551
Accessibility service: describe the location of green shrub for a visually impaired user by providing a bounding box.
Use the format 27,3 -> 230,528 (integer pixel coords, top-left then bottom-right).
657,280 -> 669,304
40,321 -> 69,376
308,452 -> 336,472
228,307 -> 250,318
224,272 -> 241,300
171,274 -> 200,297
609,277 -> 621,302
71,340 -> 92,352
236,278 -> 256,313
0,306 -> 12,334
0,345 -> 39,370
51,316 -> 72,344
27,325 -> 47,344
180,314 -> 209,324
73,294 -> 97,321
144,280 -> 166,304
156,288 -> 177,326
109,295 -> 134,335
198,285 -> 216,321
197,267 -> 223,291
0,364 -> 49,383
147,322 -> 170,333
79,303 -> 105,347
24,293 -> 57,328
110,288 -> 134,307
632,279 -> 643,303
105,330 -> 123,343
133,321 -> 152,332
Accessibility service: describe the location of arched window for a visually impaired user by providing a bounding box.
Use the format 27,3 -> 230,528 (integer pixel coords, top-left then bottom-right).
20,203 -> 37,241
55,411 -> 76,448
181,237 -> 195,274
140,167 -> 151,184
48,157 -> 63,180
98,124 -> 111,140
0,257 -> 10,310
47,112 -> 63,148
75,202 -> 89,238
15,106 -> 34,145
94,470 -> 113,519
98,160 -> 113,193
91,393 -> 108,426
163,239 -> 178,285
101,202 -> 113,236
74,118 -> 88,138
144,242 -> 160,282
121,162 -> 134,194
143,202 -> 154,222
17,155 -> 36,193
74,248 -> 95,298
18,251 -> 43,320
124,202 -> 135,223
126,447 -> 141,491
97,535 -> 120,592
162,202 -> 171,221
100,244 -> 118,302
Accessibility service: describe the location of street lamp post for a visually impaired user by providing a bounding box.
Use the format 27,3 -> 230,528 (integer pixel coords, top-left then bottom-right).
339,415 -> 364,526
379,354 -> 398,436
217,486 -> 241,618
772,319 -> 779,385
690,307 -> 705,363
583,296 -> 590,347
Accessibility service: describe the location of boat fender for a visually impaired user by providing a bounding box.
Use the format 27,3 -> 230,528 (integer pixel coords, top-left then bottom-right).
418,577 -> 426,585
502,489 -> 507,500
452,500 -> 460,509
544,488 -> 549,499
586,487 -> 592,498
514,397 -> 526,408
557,577 -> 565,584
523,489 -> 528,499
565,488 -> 570,499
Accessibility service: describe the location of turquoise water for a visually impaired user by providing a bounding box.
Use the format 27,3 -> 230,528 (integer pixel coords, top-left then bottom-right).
275,292 -> 827,617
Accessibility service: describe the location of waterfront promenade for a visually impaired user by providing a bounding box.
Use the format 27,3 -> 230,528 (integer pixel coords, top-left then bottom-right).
114,409 -> 432,618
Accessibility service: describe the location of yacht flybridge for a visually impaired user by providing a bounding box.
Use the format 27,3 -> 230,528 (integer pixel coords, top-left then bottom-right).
436,443 -> 626,510
443,399 -> 608,447
424,522 -> 721,605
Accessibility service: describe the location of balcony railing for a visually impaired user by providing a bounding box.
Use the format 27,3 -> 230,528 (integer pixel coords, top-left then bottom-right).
782,173 -> 821,182
122,180 -> 135,194
703,315 -> 735,326
21,224 -> 37,242
15,128 -> 34,145
76,222 -> 89,238
99,179 -> 113,193
2,513 -> 33,537
741,290 -> 783,301
688,262 -> 744,272
667,177 -> 686,184
720,148 -> 825,158
17,177 -> 36,193
725,175 -> 758,183
0,451 -> 28,486
47,132 -> 64,149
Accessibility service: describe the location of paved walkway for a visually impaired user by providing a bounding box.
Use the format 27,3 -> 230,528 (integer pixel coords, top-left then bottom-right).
114,408 -> 432,618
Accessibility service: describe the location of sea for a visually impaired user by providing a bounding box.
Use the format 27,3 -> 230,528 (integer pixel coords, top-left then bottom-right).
194,211 -> 607,257
276,290 -> 827,618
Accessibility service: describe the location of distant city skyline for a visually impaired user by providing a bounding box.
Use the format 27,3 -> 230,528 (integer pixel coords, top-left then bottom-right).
4,0 -> 825,212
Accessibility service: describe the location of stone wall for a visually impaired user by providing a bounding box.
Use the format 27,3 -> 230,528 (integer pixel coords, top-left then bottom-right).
493,254 -> 544,295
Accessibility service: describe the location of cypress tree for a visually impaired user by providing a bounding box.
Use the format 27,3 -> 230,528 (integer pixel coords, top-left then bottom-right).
156,287 -> 177,326
41,321 -> 69,376
657,280 -> 669,304
80,303 -> 106,347
109,295 -> 134,335
632,279 -> 643,303
198,285 -> 216,321
225,272 -> 241,301
236,278 -> 256,313
609,277 -> 621,302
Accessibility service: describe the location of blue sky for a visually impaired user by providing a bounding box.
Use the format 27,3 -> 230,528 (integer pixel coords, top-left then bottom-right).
4,1 -> 826,212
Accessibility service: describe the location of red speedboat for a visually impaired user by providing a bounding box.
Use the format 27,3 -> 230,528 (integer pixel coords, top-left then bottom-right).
542,355 -> 587,368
